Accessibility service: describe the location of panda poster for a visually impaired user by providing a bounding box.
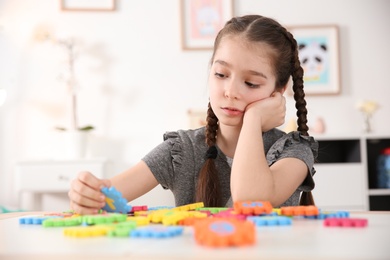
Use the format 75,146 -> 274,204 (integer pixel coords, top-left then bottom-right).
289,25 -> 340,95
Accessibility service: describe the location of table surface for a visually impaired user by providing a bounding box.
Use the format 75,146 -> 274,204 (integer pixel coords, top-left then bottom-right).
0,211 -> 389,260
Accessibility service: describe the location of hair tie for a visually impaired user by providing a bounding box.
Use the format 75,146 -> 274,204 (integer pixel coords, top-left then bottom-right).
205,145 -> 218,160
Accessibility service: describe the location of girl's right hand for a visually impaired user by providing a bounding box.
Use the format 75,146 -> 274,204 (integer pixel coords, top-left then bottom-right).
68,171 -> 111,215
244,91 -> 286,132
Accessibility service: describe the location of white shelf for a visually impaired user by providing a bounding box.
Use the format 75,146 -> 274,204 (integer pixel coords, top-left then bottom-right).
314,135 -> 390,211
368,189 -> 390,196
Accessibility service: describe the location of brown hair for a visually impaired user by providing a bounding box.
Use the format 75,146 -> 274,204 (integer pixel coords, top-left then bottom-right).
195,15 -> 314,207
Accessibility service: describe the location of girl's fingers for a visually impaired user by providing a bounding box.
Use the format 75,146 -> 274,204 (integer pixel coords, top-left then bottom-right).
69,200 -> 101,215
68,189 -> 106,210
77,171 -> 108,190
68,171 -> 112,214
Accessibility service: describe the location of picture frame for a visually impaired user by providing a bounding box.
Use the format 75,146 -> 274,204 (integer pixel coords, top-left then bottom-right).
288,25 -> 341,95
60,0 -> 116,12
180,0 -> 234,50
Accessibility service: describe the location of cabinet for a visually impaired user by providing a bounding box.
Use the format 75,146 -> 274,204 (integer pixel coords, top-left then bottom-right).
14,159 -> 107,211
313,134 -> 390,211
366,137 -> 390,210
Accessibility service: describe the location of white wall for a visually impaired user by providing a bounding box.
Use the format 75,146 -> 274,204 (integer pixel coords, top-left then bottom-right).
1,0 -> 389,208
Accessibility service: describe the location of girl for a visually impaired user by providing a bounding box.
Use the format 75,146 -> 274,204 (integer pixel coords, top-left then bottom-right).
68,15 -> 318,215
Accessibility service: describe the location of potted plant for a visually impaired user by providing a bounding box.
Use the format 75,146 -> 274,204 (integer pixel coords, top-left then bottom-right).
34,27 -> 94,159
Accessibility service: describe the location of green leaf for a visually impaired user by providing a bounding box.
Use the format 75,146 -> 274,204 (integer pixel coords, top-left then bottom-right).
78,125 -> 94,131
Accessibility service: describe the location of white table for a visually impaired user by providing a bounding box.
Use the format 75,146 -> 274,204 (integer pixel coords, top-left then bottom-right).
0,211 -> 389,260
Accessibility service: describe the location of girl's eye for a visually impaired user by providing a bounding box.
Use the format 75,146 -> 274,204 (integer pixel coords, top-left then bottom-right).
214,72 -> 226,78
245,81 -> 260,88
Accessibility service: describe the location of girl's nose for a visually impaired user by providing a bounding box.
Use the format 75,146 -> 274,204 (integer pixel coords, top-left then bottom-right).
224,81 -> 239,100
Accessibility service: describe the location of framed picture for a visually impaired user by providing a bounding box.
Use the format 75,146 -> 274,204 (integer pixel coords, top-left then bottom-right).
60,0 -> 116,12
289,25 -> 340,95
180,0 -> 234,50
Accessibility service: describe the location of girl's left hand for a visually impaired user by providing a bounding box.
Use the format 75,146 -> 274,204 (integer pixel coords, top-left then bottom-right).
244,92 -> 286,132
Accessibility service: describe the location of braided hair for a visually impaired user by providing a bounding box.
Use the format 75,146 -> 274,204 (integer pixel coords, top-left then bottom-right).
196,15 -> 314,207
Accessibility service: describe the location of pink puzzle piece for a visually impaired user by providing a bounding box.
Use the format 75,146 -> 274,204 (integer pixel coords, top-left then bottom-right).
324,218 -> 368,227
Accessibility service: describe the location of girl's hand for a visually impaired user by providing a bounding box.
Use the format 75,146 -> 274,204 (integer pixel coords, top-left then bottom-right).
244,92 -> 286,132
68,171 -> 111,215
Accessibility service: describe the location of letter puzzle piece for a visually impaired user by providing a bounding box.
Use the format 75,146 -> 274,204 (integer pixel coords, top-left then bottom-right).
196,207 -> 229,214
43,217 -> 83,227
305,210 -> 350,219
101,186 -> 132,214
247,216 -> 292,226
130,226 -> 184,238
173,202 -> 204,211
82,213 -> 127,225
280,205 -> 319,217
324,218 -> 368,227
234,201 -> 273,215
212,209 -> 246,221
107,221 -> 138,237
19,216 -> 58,225
193,218 -> 255,247
64,226 -> 113,237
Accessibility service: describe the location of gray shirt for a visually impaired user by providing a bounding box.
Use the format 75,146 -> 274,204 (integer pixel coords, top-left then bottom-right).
142,127 -> 318,207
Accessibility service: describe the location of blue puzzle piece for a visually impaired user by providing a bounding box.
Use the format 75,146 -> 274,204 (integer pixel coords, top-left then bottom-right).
247,216 -> 292,226
305,210 -> 350,220
130,226 -> 184,238
101,186 -> 132,214
148,206 -> 174,211
19,216 -> 60,225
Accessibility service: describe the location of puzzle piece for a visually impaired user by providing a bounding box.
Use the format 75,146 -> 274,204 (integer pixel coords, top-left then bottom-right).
44,211 -> 75,217
173,202 -> 204,211
130,205 -> 148,213
130,226 -> 184,238
324,218 -> 368,227
147,206 -> 174,211
64,226 -> 113,237
193,218 -> 255,247
126,216 -> 150,226
247,216 -> 292,226
101,186 -> 132,213
147,209 -> 173,223
280,205 -> 319,216
19,216 -> 56,225
107,221 -> 138,237
82,213 -> 127,225
43,217 -> 83,227
196,207 -> 230,214
213,209 -> 247,221
162,211 -> 189,226
305,210 -> 350,219
234,201 -> 273,215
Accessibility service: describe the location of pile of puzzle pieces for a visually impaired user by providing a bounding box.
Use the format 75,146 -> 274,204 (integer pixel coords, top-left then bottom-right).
19,187 -> 369,247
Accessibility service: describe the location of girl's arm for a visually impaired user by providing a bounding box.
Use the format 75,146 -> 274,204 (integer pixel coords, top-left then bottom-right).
111,160 -> 159,202
230,92 -> 308,207
69,160 -> 158,214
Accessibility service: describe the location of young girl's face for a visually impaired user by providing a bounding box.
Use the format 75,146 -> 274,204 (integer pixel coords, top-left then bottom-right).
209,36 -> 278,128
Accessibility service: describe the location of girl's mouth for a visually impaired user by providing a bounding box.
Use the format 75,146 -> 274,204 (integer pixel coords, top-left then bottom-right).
221,107 -> 243,116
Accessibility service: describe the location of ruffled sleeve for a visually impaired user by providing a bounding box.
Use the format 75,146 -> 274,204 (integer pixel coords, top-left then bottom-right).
142,131 -> 184,190
266,131 -> 319,191
163,131 -> 183,172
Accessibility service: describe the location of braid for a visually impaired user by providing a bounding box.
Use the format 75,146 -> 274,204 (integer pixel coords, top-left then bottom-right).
285,31 -> 309,137
205,102 -> 218,146
284,30 -> 314,206
195,102 -> 221,207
